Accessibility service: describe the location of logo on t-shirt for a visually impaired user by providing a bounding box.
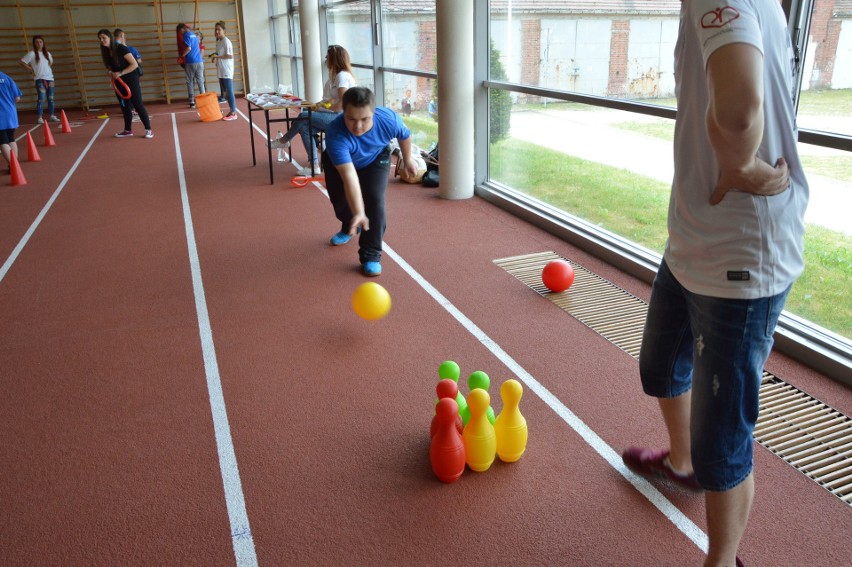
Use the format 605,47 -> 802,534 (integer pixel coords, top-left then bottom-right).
701,6 -> 740,28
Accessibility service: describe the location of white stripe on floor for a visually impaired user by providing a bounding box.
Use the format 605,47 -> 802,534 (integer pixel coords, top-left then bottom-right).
0,119 -> 109,284
383,243 -> 710,554
171,113 -> 259,567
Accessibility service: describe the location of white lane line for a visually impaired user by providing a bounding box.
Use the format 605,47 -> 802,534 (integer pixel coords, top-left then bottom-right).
382,244 -> 710,553
0,119 -> 110,285
171,114 -> 259,567
235,109 -> 309,171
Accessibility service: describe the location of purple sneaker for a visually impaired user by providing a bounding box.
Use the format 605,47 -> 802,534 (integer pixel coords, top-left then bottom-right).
622,447 -> 703,491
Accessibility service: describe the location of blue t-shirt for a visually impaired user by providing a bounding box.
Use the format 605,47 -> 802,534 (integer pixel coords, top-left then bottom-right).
0,72 -> 23,130
326,107 -> 411,170
126,44 -> 141,61
183,30 -> 203,64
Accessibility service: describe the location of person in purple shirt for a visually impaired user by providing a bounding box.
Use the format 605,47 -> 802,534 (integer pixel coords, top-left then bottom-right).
322,87 -> 418,277
0,70 -> 23,172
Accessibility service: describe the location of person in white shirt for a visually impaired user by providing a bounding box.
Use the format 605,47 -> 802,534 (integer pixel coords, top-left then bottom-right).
19,35 -> 58,124
271,44 -> 357,173
622,2 -> 808,566
211,21 -> 237,121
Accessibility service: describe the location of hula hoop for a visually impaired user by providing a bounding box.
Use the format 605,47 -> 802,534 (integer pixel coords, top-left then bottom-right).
111,76 -> 131,100
290,175 -> 324,187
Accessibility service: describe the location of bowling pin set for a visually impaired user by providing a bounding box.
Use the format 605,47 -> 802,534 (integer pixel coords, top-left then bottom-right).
430,360 -> 528,483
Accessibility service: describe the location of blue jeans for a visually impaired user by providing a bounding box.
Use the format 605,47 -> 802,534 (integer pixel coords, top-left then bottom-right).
282,110 -> 337,163
639,260 -> 790,491
35,79 -> 55,117
218,78 -> 236,113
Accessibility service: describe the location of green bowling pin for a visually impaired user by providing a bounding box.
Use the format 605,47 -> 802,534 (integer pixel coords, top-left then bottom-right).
463,370 -> 495,425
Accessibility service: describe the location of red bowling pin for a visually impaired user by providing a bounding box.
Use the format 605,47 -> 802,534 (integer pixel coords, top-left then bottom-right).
431,379 -> 464,437
430,398 -> 466,483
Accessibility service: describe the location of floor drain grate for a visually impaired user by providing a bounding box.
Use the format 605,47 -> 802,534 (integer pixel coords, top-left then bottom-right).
494,251 -> 852,505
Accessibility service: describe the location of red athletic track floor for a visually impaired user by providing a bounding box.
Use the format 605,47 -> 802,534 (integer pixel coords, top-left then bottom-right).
1,102 -> 850,567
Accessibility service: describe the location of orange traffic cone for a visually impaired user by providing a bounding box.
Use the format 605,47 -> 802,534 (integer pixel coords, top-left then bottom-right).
26,132 -> 41,162
60,109 -> 72,133
43,122 -> 56,147
9,152 -> 27,186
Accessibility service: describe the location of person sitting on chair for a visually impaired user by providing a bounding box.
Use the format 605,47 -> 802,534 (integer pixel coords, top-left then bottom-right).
271,44 -> 356,174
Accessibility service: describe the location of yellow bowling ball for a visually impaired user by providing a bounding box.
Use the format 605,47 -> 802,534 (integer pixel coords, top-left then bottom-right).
352,282 -> 392,320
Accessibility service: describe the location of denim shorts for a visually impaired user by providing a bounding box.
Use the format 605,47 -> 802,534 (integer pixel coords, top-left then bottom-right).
639,260 -> 790,491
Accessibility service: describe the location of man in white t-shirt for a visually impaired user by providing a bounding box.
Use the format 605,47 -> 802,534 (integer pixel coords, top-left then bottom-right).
622,2 -> 808,566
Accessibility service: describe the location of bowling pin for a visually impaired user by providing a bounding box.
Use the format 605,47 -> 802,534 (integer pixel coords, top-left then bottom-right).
463,389 -> 496,472
432,379 -> 464,436
466,371 -> 495,425
430,398 -> 466,483
495,379 -> 528,462
438,360 -> 468,423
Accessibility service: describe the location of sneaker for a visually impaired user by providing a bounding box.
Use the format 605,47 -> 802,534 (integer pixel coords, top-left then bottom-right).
114,130 -> 134,138
362,261 -> 382,277
270,137 -> 290,150
144,130 -> 154,139
621,447 -> 702,491
49,115 -> 60,122
222,112 -> 238,121
300,163 -> 322,176
218,97 -> 226,103
189,102 -> 196,108
37,117 -> 44,124
329,232 -> 352,246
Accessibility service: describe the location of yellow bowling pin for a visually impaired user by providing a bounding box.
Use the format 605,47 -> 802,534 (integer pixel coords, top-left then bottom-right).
494,379 -> 528,462
463,389 -> 496,472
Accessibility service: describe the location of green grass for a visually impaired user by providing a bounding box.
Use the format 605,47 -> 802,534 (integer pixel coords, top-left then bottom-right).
401,113 -> 438,150
798,88 -> 852,115
610,119 -> 852,182
490,138 -> 852,338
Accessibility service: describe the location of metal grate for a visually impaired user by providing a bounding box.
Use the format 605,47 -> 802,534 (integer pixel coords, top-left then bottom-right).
494,251 -> 852,505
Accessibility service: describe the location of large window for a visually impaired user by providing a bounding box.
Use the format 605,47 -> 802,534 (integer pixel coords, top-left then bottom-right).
486,0 -> 851,346
326,0 -> 374,67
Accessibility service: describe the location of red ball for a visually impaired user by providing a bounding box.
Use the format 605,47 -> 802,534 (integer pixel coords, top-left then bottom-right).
542,260 -> 575,293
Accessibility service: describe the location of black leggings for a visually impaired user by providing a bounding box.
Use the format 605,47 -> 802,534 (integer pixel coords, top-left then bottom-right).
116,72 -> 150,131
322,147 -> 392,264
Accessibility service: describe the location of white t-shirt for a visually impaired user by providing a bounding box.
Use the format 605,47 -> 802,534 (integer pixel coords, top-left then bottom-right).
322,70 -> 356,107
215,37 -> 234,79
666,0 -> 808,299
21,50 -> 54,81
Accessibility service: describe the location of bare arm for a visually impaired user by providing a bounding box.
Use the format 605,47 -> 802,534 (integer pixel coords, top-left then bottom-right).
398,136 -> 419,179
111,53 -> 138,78
334,162 -> 370,235
329,86 -> 348,113
706,42 -> 788,205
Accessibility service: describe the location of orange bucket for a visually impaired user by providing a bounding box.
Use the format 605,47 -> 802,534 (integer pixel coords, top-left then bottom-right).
196,92 -> 222,122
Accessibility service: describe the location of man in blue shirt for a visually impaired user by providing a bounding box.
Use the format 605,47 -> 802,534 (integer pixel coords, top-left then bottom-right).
177,23 -> 206,108
323,87 -> 418,277
0,70 -> 23,172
